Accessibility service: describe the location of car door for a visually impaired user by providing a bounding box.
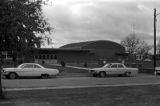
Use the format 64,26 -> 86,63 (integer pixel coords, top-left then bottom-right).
18,64 -> 34,77
117,64 -> 125,74
107,64 -> 118,75
31,64 -> 44,76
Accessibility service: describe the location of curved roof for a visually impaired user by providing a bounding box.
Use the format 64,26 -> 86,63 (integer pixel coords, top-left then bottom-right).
60,41 -> 94,49
60,40 -> 123,50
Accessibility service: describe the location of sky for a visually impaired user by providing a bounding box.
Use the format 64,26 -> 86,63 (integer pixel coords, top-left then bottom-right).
42,0 -> 160,48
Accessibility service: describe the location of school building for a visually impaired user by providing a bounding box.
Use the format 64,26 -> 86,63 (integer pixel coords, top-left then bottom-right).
31,40 -> 126,67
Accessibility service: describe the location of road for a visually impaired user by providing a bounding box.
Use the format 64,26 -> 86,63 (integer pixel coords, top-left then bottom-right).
2,74 -> 160,91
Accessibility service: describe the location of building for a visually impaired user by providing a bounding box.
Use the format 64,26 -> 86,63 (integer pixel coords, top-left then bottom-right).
32,40 -> 126,67
2,40 -> 160,70
1,40 -> 127,67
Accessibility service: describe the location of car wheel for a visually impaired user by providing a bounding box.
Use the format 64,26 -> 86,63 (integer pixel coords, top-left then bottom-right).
125,72 -> 131,77
8,73 -> 17,79
41,74 -> 50,79
99,72 -> 106,77
93,73 -> 98,77
155,71 -> 160,75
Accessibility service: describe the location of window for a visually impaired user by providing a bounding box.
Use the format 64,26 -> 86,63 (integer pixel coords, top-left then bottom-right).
111,64 -> 117,68
103,64 -> 112,68
51,55 -> 53,59
39,55 -> 41,59
34,65 -> 41,68
54,55 -> 57,59
118,64 -> 124,68
47,55 -> 49,59
136,55 -> 143,60
43,55 -> 46,59
21,64 -> 34,68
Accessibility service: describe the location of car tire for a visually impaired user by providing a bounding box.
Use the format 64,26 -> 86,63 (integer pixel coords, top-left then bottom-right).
99,71 -> 106,77
125,72 -> 131,77
8,73 -> 17,79
41,74 -> 50,79
155,71 -> 160,75
93,73 -> 98,77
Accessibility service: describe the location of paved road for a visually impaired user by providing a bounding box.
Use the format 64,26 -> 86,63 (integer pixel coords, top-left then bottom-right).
2,74 -> 160,91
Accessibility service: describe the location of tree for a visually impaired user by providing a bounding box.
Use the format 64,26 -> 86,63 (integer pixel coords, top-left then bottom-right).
121,34 -> 140,54
136,41 -> 152,56
121,34 -> 152,56
0,0 -> 52,99
0,0 -> 52,51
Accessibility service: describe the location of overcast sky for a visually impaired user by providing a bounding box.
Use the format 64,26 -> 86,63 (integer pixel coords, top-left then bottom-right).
42,0 -> 160,48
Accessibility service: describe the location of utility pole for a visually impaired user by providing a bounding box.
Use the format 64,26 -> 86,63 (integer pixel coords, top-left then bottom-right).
154,8 -> 156,72
153,8 -> 160,72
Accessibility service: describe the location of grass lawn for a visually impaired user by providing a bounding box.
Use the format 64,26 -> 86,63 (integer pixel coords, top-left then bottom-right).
1,85 -> 160,106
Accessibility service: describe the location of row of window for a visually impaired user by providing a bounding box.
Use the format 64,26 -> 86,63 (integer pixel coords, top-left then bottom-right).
21,64 -> 41,68
103,64 -> 124,68
35,55 -> 57,60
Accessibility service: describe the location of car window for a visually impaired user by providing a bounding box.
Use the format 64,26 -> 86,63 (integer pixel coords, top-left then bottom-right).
118,64 -> 124,68
21,64 -> 34,68
111,64 -> 117,68
103,64 -> 112,68
34,65 -> 41,68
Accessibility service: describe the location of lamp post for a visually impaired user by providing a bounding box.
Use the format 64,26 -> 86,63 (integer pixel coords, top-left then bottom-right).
154,8 -> 160,73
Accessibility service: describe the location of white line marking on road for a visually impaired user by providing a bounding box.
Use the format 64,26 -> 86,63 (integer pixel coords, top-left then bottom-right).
4,82 -> 160,91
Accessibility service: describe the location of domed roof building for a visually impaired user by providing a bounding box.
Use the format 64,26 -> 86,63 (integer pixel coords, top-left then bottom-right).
31,40 -> 126,67
60,40 -> 125,61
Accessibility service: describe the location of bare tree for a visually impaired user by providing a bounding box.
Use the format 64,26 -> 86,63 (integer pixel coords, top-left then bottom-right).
121,33 -> 140,54
121,34 -> 152,56
136,41 -> 152,55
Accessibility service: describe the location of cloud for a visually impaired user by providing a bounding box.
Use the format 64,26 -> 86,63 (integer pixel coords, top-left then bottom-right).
42,0 -> 160,48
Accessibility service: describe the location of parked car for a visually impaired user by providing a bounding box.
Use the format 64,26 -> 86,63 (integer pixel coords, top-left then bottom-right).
89,63 -> 138,77
155,67 -> 160,75
2,63 -> 59,79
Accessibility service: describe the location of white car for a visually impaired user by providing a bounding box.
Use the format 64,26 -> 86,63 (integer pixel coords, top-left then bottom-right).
155,67 -> 160,75
2,63 -> 59,79
89,63 -> 138,77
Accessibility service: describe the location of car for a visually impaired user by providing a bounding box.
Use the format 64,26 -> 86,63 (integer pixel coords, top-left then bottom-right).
89,63 -> 138,77
2,63 -> 59,79
155,67 -> 160,75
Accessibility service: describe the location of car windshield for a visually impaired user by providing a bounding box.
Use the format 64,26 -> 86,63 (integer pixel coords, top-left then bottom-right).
102,64 -> 112,68
34,64 -> 43,68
